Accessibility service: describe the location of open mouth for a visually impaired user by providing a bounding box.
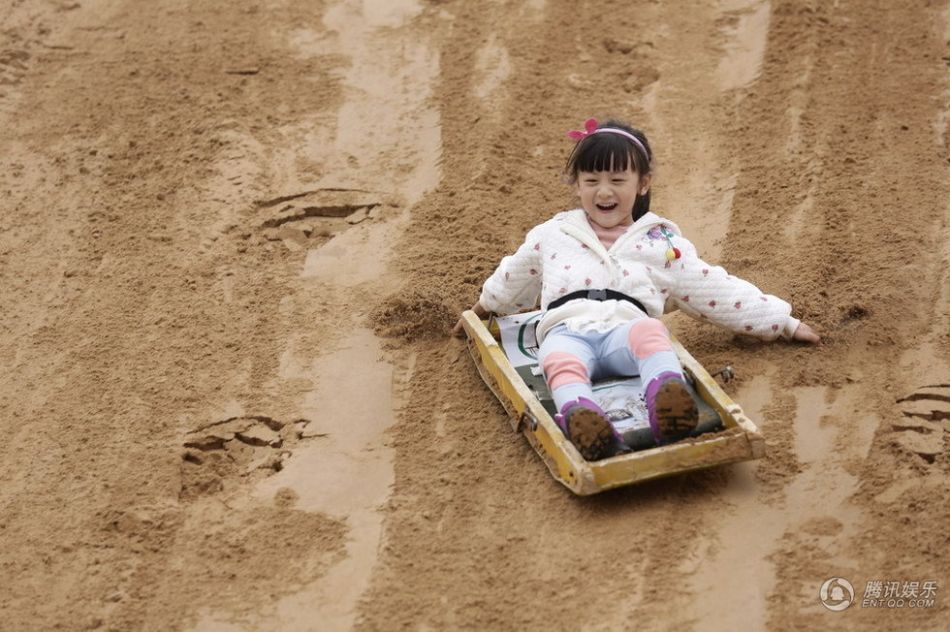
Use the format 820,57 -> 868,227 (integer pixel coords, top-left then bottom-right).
595,202 -> 618,211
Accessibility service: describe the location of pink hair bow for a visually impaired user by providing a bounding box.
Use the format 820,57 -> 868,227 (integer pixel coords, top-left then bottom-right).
566,118 -> 598,141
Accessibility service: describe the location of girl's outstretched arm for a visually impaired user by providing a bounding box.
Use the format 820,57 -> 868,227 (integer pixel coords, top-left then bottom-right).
452,224 -> 544,338
655,231 -> 817,343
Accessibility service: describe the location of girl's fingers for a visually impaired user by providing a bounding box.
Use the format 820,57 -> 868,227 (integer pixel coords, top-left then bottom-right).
794,322 -> 821,344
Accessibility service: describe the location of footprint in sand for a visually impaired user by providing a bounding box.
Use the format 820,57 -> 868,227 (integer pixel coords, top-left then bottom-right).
0,50 -> 31,92
246,188 -> 384,253
180,415 -> 320,500
891,384 -> 949,464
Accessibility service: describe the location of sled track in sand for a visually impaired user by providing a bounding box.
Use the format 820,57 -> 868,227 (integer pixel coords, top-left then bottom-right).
0,0 -> 946,630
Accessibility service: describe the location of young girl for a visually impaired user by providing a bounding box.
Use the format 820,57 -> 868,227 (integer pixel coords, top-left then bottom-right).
455,118 -> 820,461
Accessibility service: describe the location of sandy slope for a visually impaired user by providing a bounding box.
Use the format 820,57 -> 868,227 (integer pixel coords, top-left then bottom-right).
0,0 -> 947,630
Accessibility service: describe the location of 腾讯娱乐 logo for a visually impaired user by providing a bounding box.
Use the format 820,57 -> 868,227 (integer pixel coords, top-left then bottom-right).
820,577 -> 939,611
820,577 -> 855,612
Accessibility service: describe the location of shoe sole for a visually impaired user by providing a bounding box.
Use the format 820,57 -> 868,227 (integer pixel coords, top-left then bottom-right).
567,408 -> 615,461
654,380 -> 699,442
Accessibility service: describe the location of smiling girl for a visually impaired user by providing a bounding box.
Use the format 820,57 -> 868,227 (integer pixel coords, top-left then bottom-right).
455,118 -> 819,461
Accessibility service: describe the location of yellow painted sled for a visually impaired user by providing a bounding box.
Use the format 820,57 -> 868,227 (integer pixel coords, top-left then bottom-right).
460,310 -> 765,495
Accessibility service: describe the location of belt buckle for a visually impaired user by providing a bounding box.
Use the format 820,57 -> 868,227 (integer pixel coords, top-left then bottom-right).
588,289 -> 607,301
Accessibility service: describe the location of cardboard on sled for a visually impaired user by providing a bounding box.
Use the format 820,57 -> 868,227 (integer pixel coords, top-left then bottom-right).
460,309 -> 765,495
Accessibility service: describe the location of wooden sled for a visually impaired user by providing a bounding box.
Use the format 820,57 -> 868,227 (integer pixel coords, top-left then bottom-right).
460,310 -> 765,495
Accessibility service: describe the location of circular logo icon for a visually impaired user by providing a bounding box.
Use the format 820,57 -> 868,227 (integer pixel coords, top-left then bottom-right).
819,577 -> 855,612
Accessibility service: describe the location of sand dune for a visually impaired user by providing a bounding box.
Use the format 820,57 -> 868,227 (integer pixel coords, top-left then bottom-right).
0,0 -> 946,630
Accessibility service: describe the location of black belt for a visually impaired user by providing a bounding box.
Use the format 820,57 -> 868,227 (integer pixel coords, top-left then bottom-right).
547,289 -> 647,313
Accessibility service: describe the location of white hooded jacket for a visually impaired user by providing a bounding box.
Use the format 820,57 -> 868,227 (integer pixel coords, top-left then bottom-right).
479,209 -> 800,343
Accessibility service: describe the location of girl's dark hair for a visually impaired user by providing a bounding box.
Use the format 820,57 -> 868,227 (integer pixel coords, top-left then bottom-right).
564,119 -> 653,221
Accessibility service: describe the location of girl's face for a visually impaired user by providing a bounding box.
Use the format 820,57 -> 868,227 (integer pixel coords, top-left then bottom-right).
575,164 -> 650,229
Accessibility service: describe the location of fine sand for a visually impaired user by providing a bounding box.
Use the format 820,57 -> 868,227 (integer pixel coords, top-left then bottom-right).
1,0 -> 947,630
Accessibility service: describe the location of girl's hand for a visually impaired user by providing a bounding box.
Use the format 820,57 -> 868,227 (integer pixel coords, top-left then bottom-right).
453,301 -> 489,337
792,321 -> 821,344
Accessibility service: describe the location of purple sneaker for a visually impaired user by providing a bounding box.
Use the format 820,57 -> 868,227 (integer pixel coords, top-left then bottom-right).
645,372 -> 699,445
554,397 -> 622,461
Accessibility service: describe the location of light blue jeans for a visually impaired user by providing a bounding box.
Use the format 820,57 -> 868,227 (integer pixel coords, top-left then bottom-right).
537,321 -> 683,411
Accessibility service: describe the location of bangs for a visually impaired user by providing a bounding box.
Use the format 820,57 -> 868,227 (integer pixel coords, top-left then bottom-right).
565,128 -> 651,181
573,133 -> 633,173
